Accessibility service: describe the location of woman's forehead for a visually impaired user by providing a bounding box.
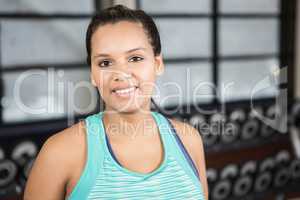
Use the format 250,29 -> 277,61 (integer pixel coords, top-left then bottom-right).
91,21 -> 152,54
92,21 -> 151,51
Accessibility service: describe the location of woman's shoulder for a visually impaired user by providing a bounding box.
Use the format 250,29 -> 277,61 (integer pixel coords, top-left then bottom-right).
167,117 -> 203,144
167,117 -> 204,162
24,120 -> 88,199
42,120 -> 87,167
47,120 -> 86,146
35,120 -> 87,171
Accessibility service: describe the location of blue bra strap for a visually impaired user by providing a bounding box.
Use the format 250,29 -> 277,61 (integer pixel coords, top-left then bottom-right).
105,133 -> 123,166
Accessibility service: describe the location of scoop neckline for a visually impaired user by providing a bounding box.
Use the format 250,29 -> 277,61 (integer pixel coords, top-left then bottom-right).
98,111 -> 169,178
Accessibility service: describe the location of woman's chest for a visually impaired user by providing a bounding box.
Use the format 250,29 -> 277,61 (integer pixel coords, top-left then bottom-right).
87,155 -> 204,199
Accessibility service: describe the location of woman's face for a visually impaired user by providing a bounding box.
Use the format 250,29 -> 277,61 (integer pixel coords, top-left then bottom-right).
90,21 -> 164,113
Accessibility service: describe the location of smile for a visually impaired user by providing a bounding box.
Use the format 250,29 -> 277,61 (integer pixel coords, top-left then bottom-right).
112,86 -> 138,98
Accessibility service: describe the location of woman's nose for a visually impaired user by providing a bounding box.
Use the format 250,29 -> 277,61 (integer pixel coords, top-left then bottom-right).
113,70 -> 132,82
111,61 -> 133,82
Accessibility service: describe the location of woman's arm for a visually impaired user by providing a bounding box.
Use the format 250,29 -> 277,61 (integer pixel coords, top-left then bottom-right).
192,126 -> 209,200
24,135 -> 69,199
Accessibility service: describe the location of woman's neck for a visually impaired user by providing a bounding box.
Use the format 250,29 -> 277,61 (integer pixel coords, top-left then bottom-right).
102,108 -> 156,141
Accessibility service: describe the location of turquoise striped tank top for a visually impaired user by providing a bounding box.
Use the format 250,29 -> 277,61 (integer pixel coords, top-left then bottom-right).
67,111 -> 205,200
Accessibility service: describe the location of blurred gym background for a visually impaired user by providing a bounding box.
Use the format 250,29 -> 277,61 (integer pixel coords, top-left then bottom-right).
0,0 -> 299,199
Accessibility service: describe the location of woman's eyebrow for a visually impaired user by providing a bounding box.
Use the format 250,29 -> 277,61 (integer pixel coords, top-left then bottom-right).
126,47 -> 146,53
93,47 -> 146,59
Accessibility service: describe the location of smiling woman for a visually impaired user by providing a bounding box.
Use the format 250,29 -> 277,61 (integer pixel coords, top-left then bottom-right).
88,19 -> 163,113
23,4 -> 208,200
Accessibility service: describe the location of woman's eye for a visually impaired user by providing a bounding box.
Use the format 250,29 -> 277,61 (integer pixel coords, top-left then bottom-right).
129,56 -> 144,62
99,60 -> 111,67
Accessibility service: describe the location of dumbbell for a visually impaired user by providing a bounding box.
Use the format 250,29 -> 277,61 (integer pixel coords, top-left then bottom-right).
189,113 -> 206,128
261,124 -> 275,138
210,180 -> 231,200
211,164 -> 238,200
221,109 -> 245,143
11,141 -> 38,188
222,122 -> 239,144
273,150 -> 291,188
189,113 -> 207,133
0,146 -> 16,197
0,147 -> 4,161
11,140 -> 37,166
289,125 -> 300,181
254,157 -> 274,192
229,108 -> 247,124
189,114 -> 216,148
207,168 -> 218,182
291,101 -> 300,127
232,161 -> 256,197
217,112 -> 239,144
207,113 -> 225,146
207,168 -> 218,200
275,150 -> 291,166
260,105 -> 279,137
229,109 -> 246,139
0,158 -> 18,197
240,107 -> 261,140
290,159 -> 300,180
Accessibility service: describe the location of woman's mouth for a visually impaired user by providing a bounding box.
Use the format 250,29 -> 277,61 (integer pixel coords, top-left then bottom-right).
112,86 -> 138,98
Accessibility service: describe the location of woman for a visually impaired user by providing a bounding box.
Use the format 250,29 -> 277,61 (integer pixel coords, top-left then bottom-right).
24,5 -> 208,200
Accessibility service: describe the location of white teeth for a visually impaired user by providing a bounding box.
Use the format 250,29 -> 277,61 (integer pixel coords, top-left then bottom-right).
114,87 -> 135,94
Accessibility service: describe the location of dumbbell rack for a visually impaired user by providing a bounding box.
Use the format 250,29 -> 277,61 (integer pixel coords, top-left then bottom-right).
1,99 -> 300,200
166,98 -> 300,200
207,135 -> 300,200
0,117 -> 75,200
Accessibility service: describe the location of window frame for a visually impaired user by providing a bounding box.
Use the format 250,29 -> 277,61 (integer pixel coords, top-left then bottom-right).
0,0 -> 296,126
0,0 -> 103,126
136,0 -> 295,106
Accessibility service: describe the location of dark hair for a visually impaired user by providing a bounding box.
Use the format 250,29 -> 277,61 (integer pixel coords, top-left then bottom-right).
87,5 -> 164,113
85,4 -> 161,66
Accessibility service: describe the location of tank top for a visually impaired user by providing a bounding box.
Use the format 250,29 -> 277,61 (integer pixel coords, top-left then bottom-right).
66,111 -> 205,200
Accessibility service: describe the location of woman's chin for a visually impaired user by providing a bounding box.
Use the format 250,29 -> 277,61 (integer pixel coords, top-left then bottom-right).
108,101 -> 143,113
113,106 -> 141,114
104,95 -> 150,113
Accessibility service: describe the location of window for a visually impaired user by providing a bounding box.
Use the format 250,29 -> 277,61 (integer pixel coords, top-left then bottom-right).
138,0 -> 286,106
139,0 -> 213,107
0,0 -> 295,124
2,20 -> 89,66
0,0 -> 98,124
0,0 -> 94,14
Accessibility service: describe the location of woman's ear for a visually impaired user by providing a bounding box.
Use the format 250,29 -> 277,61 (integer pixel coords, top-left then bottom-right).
155,53 -> 164,76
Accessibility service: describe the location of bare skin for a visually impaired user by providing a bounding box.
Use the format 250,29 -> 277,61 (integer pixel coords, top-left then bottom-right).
24,20 -> 209,200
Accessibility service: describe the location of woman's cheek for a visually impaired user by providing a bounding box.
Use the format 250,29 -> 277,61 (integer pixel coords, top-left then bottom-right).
101,75 -> 112,94
139,76 -> 157,98
92,70 -> 107,95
